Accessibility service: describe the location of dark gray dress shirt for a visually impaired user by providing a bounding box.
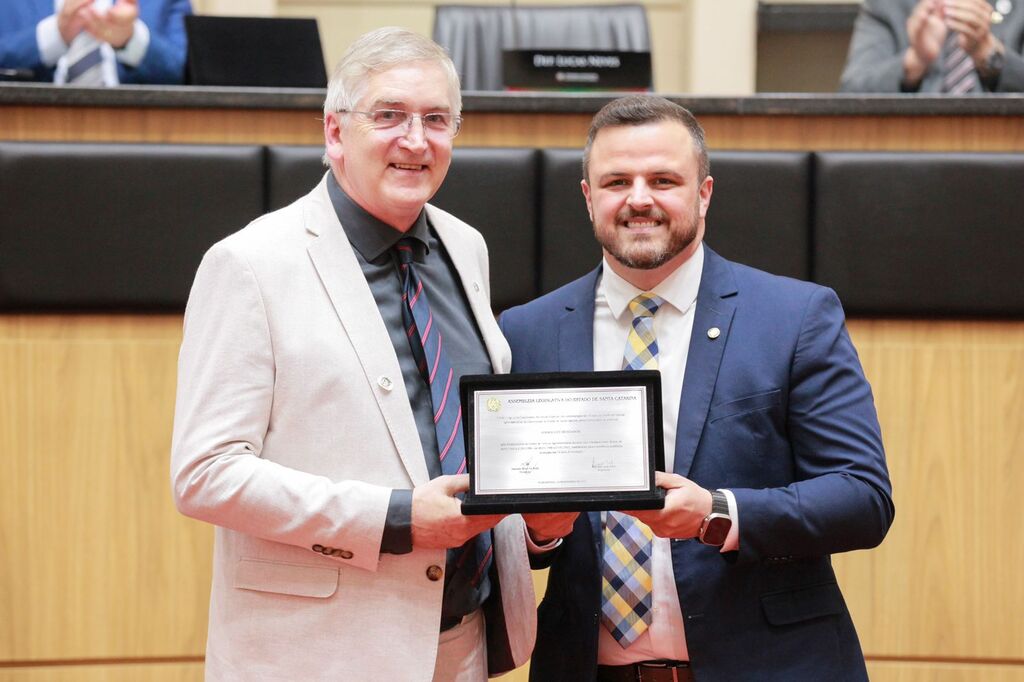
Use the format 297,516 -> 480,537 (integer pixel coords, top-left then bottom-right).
327,175 -> 494,629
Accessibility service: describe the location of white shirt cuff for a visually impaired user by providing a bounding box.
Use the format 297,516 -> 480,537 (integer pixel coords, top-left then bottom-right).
37,15 -> 68,66
718,488 -> 740,553
524,527 -> 563,554
115,19 -> 149,67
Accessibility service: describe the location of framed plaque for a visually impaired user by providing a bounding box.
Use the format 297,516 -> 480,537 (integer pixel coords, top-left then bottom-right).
460,371 -> 665,514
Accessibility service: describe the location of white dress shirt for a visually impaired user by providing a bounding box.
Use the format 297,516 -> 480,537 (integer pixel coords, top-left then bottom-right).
39,0 -> 151,85
593,244 -> 739,664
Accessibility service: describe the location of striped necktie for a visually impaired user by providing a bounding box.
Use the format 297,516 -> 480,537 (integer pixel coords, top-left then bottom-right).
395,238 -> 493,585
601,292 -> 664,647
942,34 -> 982,94
64,32 -> 106,86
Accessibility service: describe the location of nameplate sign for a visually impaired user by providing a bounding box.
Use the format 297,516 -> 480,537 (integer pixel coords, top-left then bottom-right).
501,49 -> 652,90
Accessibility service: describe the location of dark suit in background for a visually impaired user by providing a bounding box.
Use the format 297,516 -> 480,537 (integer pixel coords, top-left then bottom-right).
840,0 -> 1024,92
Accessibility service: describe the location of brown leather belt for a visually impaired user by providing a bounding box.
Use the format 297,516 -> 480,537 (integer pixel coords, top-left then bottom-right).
597,660 -> 694,682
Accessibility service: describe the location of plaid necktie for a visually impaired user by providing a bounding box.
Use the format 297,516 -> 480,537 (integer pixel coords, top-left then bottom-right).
601,292 -> 664,647
396,238 -> 493,585
942,34 -> 981,94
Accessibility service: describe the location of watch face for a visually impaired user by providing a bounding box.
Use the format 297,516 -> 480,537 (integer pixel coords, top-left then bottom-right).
702,516 -> 731,546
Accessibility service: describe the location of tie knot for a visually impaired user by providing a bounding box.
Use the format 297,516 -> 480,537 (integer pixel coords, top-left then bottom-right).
395,238 -> 416,266
628,293 -> 664,319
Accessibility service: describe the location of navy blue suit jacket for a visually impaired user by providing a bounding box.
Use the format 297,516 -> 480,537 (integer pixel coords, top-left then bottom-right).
0,0 -> 190,84
499,247 -> 894,681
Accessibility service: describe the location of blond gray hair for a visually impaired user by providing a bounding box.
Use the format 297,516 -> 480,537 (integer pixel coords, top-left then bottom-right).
323,27 -> 462,116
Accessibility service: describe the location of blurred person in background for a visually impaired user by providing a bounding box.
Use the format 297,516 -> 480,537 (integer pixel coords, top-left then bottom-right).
840,0 -> 1024,92
0,0 -> 191,85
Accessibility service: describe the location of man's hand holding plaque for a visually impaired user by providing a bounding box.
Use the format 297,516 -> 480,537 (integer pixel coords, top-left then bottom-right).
411,474 -> 506,549
626,472 -> 712,539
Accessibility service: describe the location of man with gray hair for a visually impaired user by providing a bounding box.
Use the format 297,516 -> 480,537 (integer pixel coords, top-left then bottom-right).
171,27 -> 567,680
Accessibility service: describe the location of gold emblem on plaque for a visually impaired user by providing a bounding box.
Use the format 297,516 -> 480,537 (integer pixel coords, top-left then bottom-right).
486,398 -> 501,412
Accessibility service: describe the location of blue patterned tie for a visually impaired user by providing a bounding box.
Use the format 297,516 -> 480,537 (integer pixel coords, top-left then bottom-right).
396,238 -> 493,584
601,292 -> 664,646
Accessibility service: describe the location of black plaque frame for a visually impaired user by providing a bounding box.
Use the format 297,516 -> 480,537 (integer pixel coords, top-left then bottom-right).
460,370 -> 665,514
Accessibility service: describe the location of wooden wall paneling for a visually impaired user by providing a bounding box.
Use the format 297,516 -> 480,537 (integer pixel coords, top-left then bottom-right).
839,321 -> 1024,660
4,106 -> 1024,152
0,317 -> 212,662
866,660 -> 1024,681
0,339 -> 29,656
699,115 -> 1024,152
457,113 -> 592,148
460,113 -> 1024,151
0,107 -> 324,146
0,662 -> 203,681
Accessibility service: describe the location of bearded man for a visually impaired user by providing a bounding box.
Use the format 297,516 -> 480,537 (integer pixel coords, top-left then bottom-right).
499,95 -> 894,682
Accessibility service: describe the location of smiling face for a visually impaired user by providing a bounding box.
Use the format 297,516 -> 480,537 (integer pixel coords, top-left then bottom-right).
323,61 -> 455,231
582,119 -> 713,290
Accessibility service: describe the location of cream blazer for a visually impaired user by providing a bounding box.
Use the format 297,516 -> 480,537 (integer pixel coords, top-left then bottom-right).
171,176 -> 535,680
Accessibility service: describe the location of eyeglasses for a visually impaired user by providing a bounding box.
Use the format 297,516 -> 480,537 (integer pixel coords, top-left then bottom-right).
338,109 -> 462,138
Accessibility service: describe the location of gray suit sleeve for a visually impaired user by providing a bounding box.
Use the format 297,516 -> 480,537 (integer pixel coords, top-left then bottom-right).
840,0 -> 914,92
994,40 -> 1024,91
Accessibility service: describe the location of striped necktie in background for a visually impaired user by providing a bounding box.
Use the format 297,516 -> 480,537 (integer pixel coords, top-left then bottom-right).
942,34 -> 982,94
395,238 -> 493,585
64,31 -> 106,86
601,292 -> 664,647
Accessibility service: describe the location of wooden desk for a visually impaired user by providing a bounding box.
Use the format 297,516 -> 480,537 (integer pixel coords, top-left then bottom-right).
3,84 -> 1024,151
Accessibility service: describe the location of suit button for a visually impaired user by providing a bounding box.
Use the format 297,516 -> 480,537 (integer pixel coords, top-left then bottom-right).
426,565 -> 443,581
335,549 -> 353,559
378,376 -> 394,391
312,544 -> 324,552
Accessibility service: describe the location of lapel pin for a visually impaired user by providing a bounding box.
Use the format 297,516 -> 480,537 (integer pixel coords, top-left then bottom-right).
707,327 -> 721,340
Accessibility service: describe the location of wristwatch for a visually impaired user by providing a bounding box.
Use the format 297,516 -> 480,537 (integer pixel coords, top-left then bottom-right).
698,490 -> 732,546
978,43 -> 1006,80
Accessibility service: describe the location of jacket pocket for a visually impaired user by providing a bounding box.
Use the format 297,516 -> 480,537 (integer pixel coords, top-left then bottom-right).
234,557 -> 340,598
760,581 -> 844,626
708,389 -> 781,423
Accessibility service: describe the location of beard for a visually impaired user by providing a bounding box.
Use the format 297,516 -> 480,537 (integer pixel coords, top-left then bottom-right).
594,205 -> 700,270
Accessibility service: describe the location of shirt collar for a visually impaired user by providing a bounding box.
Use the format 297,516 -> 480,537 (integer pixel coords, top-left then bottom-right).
599,243 -> 705,319
326,172 -> 431,262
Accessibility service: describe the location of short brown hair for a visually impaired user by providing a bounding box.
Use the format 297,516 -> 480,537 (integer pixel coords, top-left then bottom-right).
582,95 -> 709,182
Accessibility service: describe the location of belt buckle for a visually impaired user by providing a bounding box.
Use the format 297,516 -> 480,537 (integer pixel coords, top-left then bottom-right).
637,661 -> 684,682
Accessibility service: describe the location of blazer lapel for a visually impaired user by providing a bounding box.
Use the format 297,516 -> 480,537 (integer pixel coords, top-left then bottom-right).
304,177 -> 431,486
558,266 -> 601,372
554,266 -> 603,545
428,206 -> 512,374
673,247 -> 738,478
